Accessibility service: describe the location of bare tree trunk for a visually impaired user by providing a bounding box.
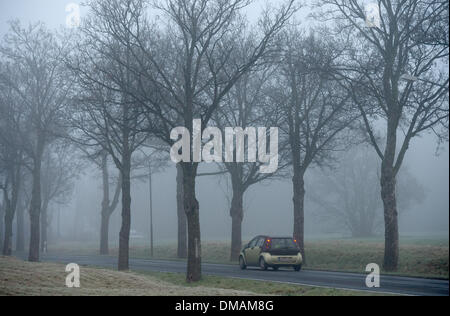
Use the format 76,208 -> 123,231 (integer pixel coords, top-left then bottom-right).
3,166 -> 21,256
28,166 -> 42,262
230,181 -> 244,262
381,120 -> 399,271
16,203 -> 25,251
148,165 -> 154,257
381,165 -> 399,271
100,212 -> 111,255
40,201 -> 49,253
0,203 -> 4,252
118,151 -> 131,271
1,189 -> 11,255
98,152 -> 122,255
100,152 -> 111,255
292,167 -> 306,262
3,211 -> 13,256
29,143 -> 44,262
183,163 -> 201,282
176,164 -> 187,259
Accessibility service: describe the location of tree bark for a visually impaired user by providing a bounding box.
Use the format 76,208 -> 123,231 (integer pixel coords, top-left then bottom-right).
40,201 -> 49,253
229,180 -> 244,262
380,118 -> 400,271
1,189 -> 11,255
118,151 -> 131,271
292,168 -> 306,262
381,164 -> 399,271
176,164 -> 187,259
16,203 -> 25,251
28,143 -> 44,262
289,76 -> 306,263
100,212 -> 111,255
100,152 -> 111,255
381,160 -> 399,271
28,181 -> 42,261
2,212 -> 13,256
0,203 -> 4,252
3,164 -> 21,256
98,152 -> 121,255
183,163 -> 201,282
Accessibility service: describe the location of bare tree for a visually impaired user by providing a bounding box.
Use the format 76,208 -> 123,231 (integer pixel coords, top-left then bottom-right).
98,151 -> 122,255
67,1 -> 150,270
0,21 -> 71,262
76,146 -> 123,255
319,0 -> 449,270
39,142 -> 80,252
276,30 -> 358,261
115,0 -> 297,281
213,65 -> 289,261
0,74 -> 24,255
309,145 -> 425,237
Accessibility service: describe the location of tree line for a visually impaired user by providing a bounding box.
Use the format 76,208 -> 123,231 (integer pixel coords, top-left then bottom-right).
0,0 -> 448,281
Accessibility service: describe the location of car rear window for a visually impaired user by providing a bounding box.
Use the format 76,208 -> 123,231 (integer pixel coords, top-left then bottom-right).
270,238 -> 298,249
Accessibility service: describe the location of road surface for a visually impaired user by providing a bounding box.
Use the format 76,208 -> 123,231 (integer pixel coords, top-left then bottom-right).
16,253 -> 449,296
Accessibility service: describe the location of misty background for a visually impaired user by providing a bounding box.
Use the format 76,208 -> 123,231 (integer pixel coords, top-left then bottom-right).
0,0 -> 448,248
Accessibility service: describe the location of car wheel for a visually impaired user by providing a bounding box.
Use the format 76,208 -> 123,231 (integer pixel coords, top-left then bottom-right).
259,257 -> 268,271
272,266 -> 279,271
294,265 -> 302,272
239,256 -> 247,270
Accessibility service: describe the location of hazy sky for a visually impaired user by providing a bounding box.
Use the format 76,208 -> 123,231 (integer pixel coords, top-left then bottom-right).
1,1 -> 448,243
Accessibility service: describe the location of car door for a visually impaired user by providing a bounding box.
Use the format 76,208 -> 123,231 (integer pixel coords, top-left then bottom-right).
244,238 -> 259,266
246,237 -> 264,266
254,238 -> 265,262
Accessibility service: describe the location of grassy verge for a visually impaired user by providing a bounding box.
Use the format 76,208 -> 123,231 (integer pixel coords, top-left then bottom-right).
47,237 -> 449,279
0,256 -> 256,296
303,239 -> 449,279
137,271 -> 393,296
0,256 -> 388,296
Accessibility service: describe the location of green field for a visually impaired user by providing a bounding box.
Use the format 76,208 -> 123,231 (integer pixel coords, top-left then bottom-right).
48,236 -> 449,279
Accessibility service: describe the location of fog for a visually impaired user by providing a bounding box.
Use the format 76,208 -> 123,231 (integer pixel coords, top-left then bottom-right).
0,0 -> 448,254
65,136 -> 448,246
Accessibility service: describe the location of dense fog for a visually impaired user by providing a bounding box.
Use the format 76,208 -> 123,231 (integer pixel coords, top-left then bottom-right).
0,0 -> 448,277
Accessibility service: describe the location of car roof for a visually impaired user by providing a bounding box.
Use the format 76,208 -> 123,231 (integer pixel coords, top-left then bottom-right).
256,236 -> 293,239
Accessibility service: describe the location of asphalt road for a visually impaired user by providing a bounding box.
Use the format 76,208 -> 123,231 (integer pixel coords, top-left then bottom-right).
17,252 -> 447,296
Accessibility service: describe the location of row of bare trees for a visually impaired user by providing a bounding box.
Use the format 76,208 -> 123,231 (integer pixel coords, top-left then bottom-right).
0,21 -> 78,260
0,0 -> 447,281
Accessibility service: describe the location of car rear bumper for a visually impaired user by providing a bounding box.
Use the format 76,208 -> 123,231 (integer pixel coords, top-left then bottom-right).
264,253 -> 303,266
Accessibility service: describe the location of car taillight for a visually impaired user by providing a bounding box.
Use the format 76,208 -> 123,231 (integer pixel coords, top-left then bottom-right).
263,239 -> 271,251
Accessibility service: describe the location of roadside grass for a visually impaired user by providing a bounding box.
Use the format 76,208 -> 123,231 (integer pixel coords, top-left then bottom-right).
47,237 -> 449,279
304,239 -> 449,279
0,256 -> 389,296
0,256 -> 255,296
136,271 -> 392,296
